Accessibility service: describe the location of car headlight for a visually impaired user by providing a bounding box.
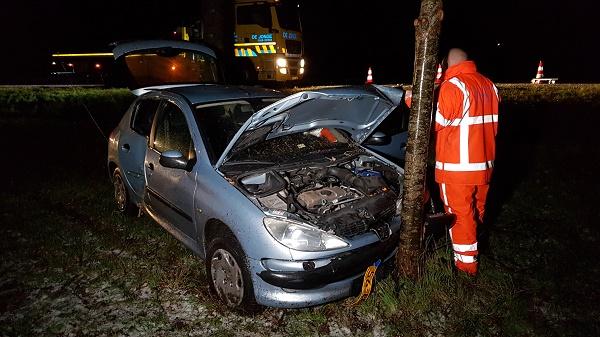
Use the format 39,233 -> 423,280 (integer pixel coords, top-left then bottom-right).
264,218 -> 349,251
300,58 -> 305,68
276,57 -> 287,68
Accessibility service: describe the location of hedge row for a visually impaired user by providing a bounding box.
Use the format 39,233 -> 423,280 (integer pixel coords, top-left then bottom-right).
288,83 -> 600,106
495,83 -> 600,106
0,87 -> 135,119
1,84 -> 599,119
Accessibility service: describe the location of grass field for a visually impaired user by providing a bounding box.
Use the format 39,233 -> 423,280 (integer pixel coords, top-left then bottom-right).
1,85 -> 599,336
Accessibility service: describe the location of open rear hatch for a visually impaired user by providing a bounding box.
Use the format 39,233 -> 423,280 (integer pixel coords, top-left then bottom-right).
112,40 -> 221,95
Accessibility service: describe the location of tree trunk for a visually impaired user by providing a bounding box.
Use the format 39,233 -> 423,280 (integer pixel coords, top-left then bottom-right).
396,0 -> 444,280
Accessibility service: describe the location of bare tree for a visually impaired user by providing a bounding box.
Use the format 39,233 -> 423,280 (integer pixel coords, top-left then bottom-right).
396,0 -> 444,279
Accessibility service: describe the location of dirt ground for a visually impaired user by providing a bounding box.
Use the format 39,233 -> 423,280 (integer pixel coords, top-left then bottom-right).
1,97 -> 599,336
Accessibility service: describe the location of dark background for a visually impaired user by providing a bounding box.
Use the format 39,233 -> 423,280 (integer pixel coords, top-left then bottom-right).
1,0 -> 598,84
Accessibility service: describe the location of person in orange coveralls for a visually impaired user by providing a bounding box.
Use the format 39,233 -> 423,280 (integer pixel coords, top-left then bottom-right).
434,48 -> 499,275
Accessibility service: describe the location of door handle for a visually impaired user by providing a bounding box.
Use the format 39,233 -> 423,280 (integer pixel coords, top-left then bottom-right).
121,143 -> 130,152
147,162 -> 154,171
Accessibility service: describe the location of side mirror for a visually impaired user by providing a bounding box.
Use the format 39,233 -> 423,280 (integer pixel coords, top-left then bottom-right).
159,150 -> 190,170
364,131 -> 391,146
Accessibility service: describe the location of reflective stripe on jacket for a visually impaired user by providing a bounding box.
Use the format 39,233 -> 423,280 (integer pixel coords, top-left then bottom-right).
434,61 -> 499,185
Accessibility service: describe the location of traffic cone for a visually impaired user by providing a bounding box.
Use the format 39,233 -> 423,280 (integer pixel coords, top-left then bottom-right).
435,63 -> 443,84
366,67 -> 373,84
535,60 -> 544,79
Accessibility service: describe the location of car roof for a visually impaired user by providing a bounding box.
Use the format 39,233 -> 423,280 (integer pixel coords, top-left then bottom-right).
156,84 -> 285,105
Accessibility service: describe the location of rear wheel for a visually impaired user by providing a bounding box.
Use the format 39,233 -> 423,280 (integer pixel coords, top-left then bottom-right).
205,230 -> 260,312
112,168 -> 138,216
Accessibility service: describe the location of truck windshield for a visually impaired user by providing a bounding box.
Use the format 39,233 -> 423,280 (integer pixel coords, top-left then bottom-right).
237,4 -> 272,28
275,2 -> 301,31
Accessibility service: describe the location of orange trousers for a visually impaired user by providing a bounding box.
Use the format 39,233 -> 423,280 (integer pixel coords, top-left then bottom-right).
438,183 -> 489,275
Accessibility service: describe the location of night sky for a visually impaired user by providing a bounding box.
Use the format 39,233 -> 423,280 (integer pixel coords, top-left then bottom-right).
1,0 -> 598,84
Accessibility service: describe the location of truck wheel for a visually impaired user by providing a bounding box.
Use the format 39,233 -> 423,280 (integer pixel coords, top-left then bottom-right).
206,230 -> 261,312
242,68 -> 258,84
112,168 -> 138,216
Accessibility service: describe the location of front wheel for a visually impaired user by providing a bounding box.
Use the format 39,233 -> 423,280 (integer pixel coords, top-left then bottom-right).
205,231 -> 260,312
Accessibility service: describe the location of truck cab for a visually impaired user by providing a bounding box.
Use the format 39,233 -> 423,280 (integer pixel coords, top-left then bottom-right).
234,0 -> 305,82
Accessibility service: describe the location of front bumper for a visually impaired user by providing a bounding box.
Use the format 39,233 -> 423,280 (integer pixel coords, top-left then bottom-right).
250,233 -> 398,308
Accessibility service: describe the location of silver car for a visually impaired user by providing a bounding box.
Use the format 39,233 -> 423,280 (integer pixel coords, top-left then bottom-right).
108,41 -> 405,310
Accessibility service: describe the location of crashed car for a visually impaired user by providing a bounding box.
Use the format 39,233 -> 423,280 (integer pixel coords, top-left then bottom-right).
107,41 -> 406,310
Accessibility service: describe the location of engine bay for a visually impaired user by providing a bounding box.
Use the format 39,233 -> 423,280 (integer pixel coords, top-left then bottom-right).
235,155 -> 401,238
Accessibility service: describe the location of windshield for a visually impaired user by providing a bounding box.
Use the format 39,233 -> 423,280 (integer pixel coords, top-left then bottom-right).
237,4 -> 272,28
194,98 -> 279,164
228,127 -> 353,165
275,1 -> 301,31
123,49 -> 219,87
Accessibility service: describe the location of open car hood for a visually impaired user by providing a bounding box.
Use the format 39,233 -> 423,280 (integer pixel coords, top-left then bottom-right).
217,85 -> 404,168
112,40 -> 220,95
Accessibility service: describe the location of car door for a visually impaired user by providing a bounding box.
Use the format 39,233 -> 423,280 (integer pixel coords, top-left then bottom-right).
363,105 -> 410,166
118,97 -> 161,199
144,99 -> 197,240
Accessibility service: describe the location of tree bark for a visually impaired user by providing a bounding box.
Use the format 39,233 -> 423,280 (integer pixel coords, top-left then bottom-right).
396,0 -> 444,280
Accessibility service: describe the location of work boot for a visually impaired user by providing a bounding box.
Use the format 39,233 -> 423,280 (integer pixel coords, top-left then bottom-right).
455,259 -> 478,276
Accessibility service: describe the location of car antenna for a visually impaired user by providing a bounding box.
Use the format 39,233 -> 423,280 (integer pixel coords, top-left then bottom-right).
81,101 -> 107,141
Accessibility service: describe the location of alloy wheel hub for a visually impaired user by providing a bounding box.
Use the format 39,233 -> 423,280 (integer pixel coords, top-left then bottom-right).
210,248 -> 244,306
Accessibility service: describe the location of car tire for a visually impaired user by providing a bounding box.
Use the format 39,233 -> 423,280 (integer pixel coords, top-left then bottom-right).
205,229 -> 261,313
112,168 -> 138,216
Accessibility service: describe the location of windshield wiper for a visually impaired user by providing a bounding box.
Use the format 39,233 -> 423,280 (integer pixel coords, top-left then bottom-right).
222,160 -> 277,166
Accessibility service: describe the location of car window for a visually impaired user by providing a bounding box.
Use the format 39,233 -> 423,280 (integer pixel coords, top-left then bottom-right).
193,98 -> 280,164
122,50 -> 220,88
194,100 -> 256,163
153,102 -> 195,160
373,105 -> 409,136
131,99 -> 160,136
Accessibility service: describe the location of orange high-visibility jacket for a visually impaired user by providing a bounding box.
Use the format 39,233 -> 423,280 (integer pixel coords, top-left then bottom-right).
434,61 -> 499,185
